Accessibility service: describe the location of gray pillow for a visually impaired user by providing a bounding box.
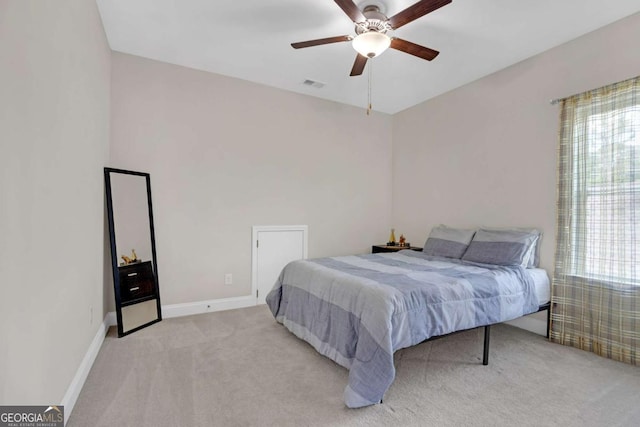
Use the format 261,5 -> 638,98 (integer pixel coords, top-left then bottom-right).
482,226 -> 542,267
423,225 -> 476,259
462,229 -> 539,267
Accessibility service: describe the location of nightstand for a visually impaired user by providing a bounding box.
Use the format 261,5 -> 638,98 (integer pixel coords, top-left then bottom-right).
118,261 -> 156,305
372,245 -> 423,253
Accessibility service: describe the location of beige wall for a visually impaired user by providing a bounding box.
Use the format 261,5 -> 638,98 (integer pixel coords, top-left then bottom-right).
109,53 -> 393,306
392,12 -> 640,273
0,0 -> 111,405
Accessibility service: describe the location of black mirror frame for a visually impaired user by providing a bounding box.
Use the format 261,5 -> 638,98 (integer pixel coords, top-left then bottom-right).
104,167 -> 162,337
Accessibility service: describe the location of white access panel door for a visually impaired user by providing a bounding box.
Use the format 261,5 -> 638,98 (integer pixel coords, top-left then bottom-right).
252,226 -> 308,305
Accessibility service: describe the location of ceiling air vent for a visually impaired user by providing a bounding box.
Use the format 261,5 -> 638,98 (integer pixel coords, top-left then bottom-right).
302,79 -> 325,89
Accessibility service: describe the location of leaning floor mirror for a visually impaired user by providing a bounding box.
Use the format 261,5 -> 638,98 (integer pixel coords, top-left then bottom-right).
104,167 -> 162,337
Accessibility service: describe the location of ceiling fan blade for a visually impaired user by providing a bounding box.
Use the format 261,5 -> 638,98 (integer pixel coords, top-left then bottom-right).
334,0 -> 366,23
390,38 -> 439,61
350,54 -> 368,76
291,35 -> 352,49
388,0 -> 452,29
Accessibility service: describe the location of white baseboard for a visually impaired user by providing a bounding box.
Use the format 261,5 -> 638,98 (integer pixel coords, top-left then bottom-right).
65,295 -> 256,424
61,315 -> 110,425
506,315 -> 548,336
105,311 -> 117,326
103,295 -> 257,326
161,295 -> 256,319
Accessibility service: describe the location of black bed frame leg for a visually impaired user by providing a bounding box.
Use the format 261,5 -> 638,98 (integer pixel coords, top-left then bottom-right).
482,325 -> 490,365
546,304 -> 551,339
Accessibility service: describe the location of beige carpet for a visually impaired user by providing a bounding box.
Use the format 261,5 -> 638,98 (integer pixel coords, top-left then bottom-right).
68,306 -> 640,427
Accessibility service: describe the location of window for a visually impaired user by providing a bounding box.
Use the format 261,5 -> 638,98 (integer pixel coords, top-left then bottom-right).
552,75 -> 640,365
571,104 -> 640,285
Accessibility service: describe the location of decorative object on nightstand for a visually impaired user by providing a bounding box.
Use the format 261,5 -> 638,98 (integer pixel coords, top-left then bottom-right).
388,228 -> 396,246
120,248 -> 139,266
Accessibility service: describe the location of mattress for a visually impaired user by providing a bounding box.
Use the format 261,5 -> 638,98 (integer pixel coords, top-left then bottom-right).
528,268 -> 550,305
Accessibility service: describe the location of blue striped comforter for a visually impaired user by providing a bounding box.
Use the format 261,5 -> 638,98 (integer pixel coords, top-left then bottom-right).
266,250 -> 539,408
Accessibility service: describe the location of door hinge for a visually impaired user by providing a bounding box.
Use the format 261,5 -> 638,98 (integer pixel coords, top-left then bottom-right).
256,289 -> 259,298
257,240 -> 259,248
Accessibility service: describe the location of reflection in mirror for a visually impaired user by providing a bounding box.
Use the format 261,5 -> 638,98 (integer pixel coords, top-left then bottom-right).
105,168 -> 162,337
110,173 -> 152,265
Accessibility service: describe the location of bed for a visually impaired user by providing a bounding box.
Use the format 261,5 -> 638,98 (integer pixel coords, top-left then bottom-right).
266,226 -> 549,408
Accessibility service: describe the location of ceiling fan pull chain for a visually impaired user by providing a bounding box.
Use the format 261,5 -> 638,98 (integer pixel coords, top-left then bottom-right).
367,61 -> 372,115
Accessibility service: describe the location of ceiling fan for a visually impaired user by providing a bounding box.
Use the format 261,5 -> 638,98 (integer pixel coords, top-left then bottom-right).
291,0 -> 452,76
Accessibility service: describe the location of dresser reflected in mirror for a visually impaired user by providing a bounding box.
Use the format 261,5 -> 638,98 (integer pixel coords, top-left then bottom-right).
105,168 -> 162,337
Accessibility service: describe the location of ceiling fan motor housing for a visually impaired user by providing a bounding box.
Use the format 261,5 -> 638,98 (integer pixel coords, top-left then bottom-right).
355,5 -> 391,35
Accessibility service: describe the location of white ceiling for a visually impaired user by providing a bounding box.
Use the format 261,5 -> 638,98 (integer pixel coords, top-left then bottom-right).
96,0 -> 640,114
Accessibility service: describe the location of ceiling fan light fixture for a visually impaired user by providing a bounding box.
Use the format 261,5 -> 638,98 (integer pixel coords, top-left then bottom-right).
352,31 -> 390,58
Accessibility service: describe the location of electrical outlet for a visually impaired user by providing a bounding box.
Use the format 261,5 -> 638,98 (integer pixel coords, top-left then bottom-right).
224,273 -> 233,285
